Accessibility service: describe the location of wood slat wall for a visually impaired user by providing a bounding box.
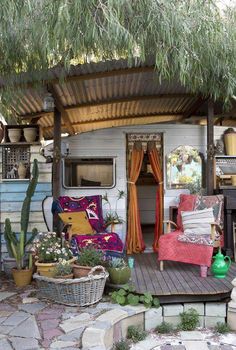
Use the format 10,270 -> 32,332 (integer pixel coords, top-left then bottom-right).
0,145 -> 52,259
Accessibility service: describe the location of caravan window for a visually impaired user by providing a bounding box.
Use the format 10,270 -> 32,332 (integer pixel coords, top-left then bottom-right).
63,157 -> 116,188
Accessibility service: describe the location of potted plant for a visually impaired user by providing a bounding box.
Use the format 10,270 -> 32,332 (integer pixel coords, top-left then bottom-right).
102,190 -> 125,233
32,232 -> 75,277
3,158 -> 39,278
73,245 -> 105,278
4,226 -> 34,287
107,257 -> 131,285
54,259 -> 73,279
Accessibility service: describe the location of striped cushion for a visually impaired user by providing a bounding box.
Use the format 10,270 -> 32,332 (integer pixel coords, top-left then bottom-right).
181,208 -> 214,236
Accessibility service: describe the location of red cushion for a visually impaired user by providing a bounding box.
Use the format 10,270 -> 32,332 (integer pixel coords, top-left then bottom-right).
176,194 -> 197,230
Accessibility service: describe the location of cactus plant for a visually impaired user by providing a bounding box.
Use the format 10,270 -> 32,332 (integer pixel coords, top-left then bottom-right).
4,159 -> 39,269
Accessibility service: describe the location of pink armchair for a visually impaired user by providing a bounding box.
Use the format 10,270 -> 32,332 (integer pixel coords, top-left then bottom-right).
158,194 -> 224,271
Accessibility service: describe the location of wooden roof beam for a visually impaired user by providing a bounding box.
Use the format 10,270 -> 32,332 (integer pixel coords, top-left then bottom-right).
48,85 -> 74,135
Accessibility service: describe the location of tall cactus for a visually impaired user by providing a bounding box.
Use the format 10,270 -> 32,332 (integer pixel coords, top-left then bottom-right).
4,159 -> 39,268
21,158 -> 39,242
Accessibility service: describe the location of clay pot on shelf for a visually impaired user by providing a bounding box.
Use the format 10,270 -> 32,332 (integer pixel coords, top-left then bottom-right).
8,128 -> 21,143
18,162 -> 27,179
23,127 -> 37,143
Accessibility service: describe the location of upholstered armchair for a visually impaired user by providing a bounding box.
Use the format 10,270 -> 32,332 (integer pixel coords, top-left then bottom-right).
158,194 -> 224,271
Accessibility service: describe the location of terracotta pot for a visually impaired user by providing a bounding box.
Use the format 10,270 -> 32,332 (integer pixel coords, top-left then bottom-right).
23,127 -> 37,143
8,128 -> 21,143
73,264 -> 92,278
18,162 -> 27,179
12,268 -> 33,287
54,273 -> 73,279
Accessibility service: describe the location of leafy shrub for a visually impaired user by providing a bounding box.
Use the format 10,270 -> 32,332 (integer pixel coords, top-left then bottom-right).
110,284 -> 160,308
155,322 -> 174,334
214,322 -> 230,334
179,308 -> 199,330
77,245 -> 104,267
127,326 -> 147,343
114,340 -> 130,350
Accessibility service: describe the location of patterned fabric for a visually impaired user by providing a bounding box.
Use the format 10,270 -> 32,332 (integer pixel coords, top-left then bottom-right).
194,195 -> 224,226
177,233 -> 213,246
52,195 -> 124,257
52,195 -> 105,233
70,232 -> 124,257
158,230 -> 214,267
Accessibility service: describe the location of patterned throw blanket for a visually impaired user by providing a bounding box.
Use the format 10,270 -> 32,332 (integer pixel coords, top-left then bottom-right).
52,195 -> 124,256
52,195 -> 105,233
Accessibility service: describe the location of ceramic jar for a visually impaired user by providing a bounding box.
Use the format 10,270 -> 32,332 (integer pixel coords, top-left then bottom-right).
8,128 -> 21,143
23,127 -> 37,142
18,162 -> 27,179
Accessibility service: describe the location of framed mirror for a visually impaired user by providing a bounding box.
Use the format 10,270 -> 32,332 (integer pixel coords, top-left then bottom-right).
166,145 -> 203,193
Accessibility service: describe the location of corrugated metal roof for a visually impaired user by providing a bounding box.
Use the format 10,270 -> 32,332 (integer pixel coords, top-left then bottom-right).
7,58 -> 214,138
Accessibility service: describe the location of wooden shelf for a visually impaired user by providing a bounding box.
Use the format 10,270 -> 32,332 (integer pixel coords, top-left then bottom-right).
1,178 -> 30,182
0,142 -> 41,146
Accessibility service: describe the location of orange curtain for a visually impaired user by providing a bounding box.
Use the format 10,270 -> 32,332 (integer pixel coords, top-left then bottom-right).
147,141 -> 163,252
127,142 -> 145,254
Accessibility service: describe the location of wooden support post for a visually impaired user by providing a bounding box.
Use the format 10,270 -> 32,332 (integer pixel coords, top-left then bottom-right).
52,107 -> 62,233
206,100 -> 214,195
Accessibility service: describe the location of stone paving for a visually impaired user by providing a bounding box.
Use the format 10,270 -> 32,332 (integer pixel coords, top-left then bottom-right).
0,275 -> 236,350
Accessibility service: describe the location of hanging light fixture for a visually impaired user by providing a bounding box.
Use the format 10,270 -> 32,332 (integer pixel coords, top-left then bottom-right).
43,92 -> 55,112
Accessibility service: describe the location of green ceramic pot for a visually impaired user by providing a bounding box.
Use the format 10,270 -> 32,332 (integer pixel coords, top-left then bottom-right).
211,250 -> 231,279
107,266 -> 131,285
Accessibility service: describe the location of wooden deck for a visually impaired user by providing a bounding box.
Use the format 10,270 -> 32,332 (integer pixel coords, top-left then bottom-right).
131,253 -> 235,303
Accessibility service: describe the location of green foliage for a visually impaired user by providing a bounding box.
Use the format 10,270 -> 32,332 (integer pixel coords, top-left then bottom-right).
21,159 -> 39,241
103,190 -> 125,226
4,159 -> 39,267
77,245 -> 104,267
127,326 -> 147,343
214,322 -> 231,334
179,308 -> 199,331
108,257 -> 128,268
110,284 -> 160,308
114,340 -> 130,350
54,259 -> 73,276
155,322 -> 174,334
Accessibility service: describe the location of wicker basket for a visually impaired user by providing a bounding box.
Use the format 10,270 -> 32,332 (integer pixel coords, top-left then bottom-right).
33,265 -> 108,306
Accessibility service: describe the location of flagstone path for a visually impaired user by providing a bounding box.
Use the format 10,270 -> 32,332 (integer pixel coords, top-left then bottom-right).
0,275 -> 236,350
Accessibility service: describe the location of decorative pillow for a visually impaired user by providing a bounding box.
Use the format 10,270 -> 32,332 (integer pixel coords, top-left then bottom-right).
59,211 -> 94,235
181,208 -> 215,236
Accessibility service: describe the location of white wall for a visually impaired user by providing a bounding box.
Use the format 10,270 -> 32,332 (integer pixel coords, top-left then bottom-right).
59,124 -> 228,241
